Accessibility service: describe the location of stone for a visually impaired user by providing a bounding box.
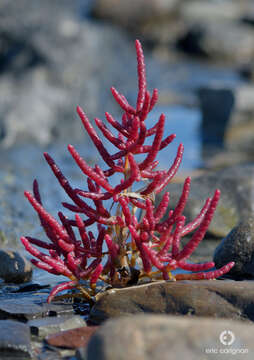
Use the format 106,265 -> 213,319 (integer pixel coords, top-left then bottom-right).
46,326 -> 98,349
0,0 -> 139,146
214,217 -> 254,278
0,320 -> 31,358
29,315 -> 87,338
0,296 -> 74,321
0,250 -> 32,283
89,280 -> 254,324
157,164 -> 254,238
198,87 -> 235,147
92,0 -> 178,29
86,314 -> 253,360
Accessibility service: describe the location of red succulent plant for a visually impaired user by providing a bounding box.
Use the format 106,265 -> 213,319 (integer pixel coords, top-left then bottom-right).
21,40 -> 234,303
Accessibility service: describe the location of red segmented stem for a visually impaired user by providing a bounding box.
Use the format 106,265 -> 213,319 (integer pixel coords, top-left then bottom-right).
21,237 -> 72,277
140,91 -> 151,121
94,117 -> 125,149
47,280 -> 77,303
176,190 -> 220,261
80,258 -> 102,278
139,114 -> 165,170
77,106 -> 115,167
177,261 -> 215,271
155,143 -> 184,194
171,177 -> 191,221
75,214 -> 95,253
171,216 -> 185,257
142,243 -> 164,271
90,264 -> 103,287
111,87 -> 136,114
181,197 -> 211,236
129,197 -> 147,210
141,173 -> 164,196
113,154 -> 140,194
31,259 -> 59,274
68,145 -> 114,193
154,192 -> 170,222
127,116 -> 140,143
149,88 -> 159,111
175,262 -> 235,281
24,192 -> 70,242
135,39 -> 146,112
25,236 -> 56,250
145,198 -> 155,231
119,196 -> 132,226
105,234 -> 119,260
105,112 -> 129,137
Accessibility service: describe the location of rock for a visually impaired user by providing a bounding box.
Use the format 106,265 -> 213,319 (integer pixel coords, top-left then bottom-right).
157,164 -> 254,238
0,0 -> 141,147
29,315 -> 87,338
180,0 -> 245,23
92,0 -> 178,30
214,217 -> 254,278
89,280 -> 254,324
0,295 -> 74,321
0,320 -> 31,358
46,326 -> 98,349
86,314 -> 252,360
177,20 -> 254,65
198,87 -> 235,147
0,250 -> 32,283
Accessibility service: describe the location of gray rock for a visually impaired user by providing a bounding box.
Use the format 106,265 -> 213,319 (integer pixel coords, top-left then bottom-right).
198,87 -> 235,147
157,164 -> 254,238
0,320 -> 31,358
214,217 -> 254,278
90,280 -> 254,324
0,296 -> 74,321
86,314 -> 253,360
29,315 -> 86,338
0,250 -> 32,283
0,0 -> 140,146
92,0 -> 178,30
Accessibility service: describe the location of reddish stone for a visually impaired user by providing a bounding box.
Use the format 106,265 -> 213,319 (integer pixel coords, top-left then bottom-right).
45,326 -> 98,349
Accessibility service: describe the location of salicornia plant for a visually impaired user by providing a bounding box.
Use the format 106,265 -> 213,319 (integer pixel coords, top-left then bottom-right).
21,40 -> 234,303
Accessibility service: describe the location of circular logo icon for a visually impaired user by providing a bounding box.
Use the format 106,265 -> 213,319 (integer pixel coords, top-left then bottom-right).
220,330 -> 235,346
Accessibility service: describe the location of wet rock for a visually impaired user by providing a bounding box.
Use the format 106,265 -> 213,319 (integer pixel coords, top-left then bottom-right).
29,315 -> 87,338
158,164 -> 254,238
86,314 -> 253,360
214,217 -> 254,279
89,280 -> 254,324
0,250 -> 32,283
198,87 -> 235,147
0,296 -> 74,321
0,320 -> 31,358
46,326 -> 98,349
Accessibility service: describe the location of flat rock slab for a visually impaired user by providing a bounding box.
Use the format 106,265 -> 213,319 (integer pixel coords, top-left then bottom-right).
46,326 -> 98,349
90,280 -> 254,324
0,320 -> 31,358
28,315 -> 87,338
86,315 -> 253,360
0,296 -> 74,321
